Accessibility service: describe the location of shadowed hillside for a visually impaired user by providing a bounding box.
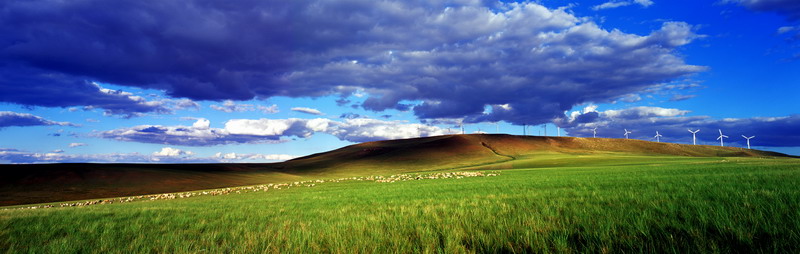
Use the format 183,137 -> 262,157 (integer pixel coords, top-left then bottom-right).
0,134 -> 792,206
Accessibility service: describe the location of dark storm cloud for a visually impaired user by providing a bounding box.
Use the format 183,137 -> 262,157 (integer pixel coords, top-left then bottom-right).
0,111 -> 75,128
1,1 -> 703,124
729,0 -> 800,21
0,67 -> 171,117
559,106 -> 800,147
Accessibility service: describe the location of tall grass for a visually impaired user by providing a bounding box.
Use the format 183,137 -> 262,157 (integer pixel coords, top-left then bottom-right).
2,157 -> 799,253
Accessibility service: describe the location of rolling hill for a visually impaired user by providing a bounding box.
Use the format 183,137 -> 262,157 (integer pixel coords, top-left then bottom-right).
0,134 -> 792,206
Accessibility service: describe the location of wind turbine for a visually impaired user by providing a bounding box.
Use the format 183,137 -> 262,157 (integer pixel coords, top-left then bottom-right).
716,129 -> 728,147
624,129 -> 632,139
557,126 -> 561,137
654,131 -> 663,143
688,129 -> 700,145
592,127 -> 597,138
742,135 -> 755,149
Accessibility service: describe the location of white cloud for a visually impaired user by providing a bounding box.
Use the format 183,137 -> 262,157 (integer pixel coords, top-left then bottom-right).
153,147 -> 194,157
634,0 -> 654,7
291,107 -> 324,115
192,118 -> 211,129
0,147 -> 296,164
69,143 -> 88,148
213,152 -> 297,162
225,119 -> 302,136
593,0 -> 653,10
258,104 -> 280,114
777,26 -> 795,34
210,100 -> 279,114
602,106 -> 689,119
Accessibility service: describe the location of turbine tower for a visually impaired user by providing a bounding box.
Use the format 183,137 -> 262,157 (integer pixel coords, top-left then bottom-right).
742,135 -> 755,149
557,126 -> 561,137
592,127 -> 597,138
654,131 -> 663,143
716,129 -> 728,147
624,129 -> 632,139
688,129 -> 700,145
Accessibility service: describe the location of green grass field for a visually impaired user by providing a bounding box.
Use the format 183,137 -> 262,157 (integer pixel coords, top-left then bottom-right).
2,154 -> 799,253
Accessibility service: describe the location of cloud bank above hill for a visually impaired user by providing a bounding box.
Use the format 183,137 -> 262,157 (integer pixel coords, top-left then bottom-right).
558,106 -> 800,147
0,147 -> 295,164
100,118 -> 456,146
0,0 -> 704,124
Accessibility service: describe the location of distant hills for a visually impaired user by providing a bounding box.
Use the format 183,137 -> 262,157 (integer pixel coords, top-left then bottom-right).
0,134 -> 792,206
277,134 -> 789,173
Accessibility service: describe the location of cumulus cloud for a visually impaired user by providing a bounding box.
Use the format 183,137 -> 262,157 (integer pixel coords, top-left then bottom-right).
100,117 -> 457,146
291,107 -> 324,115
0,111 -> 76,128
593,0 -> 654,10
210,100 -> 279,114
152,147 -> 194,157
99,119 -> 288,146
557,106 -> 800,147
0,147 -> 295,164
0,1 -> 702,125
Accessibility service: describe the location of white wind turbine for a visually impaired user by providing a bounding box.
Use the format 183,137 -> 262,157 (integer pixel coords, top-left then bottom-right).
742,135 -> 755,149
688,129 -> 700,145
557,126 -> 561,137
624,129 -> 632,139
592,127 -> 598,138
654,131 -> 663,143
716,129 -> 728,147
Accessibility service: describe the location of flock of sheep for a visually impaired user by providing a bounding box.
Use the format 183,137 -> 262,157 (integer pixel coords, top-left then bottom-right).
5,171 -> 499,211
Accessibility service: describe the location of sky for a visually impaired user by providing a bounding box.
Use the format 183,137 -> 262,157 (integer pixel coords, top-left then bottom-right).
1,0 -> 799,163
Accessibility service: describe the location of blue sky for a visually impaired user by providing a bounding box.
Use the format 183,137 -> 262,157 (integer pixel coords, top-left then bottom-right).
1,0 -> 799,163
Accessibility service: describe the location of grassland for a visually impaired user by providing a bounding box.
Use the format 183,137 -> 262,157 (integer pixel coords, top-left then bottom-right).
2,154 -> 799,253
2,134 -> 788,206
